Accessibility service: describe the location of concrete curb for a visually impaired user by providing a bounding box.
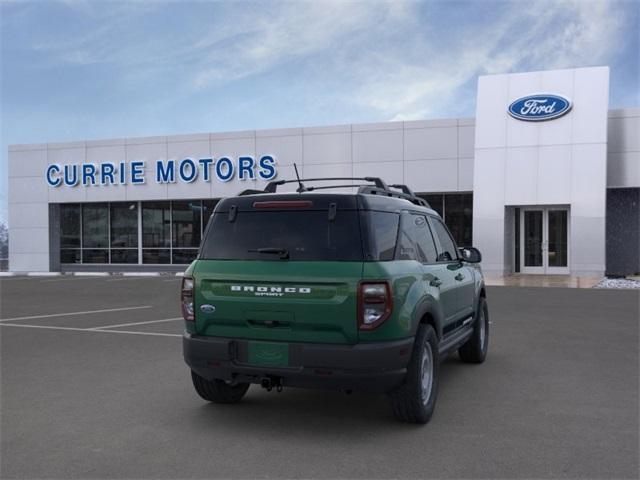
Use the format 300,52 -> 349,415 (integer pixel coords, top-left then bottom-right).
121,272 -> 161,277
72,272 -> 110,277
26,272 -> 61,277
0,272 -> 16,277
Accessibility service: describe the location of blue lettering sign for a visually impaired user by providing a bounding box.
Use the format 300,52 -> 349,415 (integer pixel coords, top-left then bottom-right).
156,159 -> 175,183
179,158 -> 197,183
258,155 -> 276,180
215,157 -> 234,182
46,164 -> 61,187
130,161 -> 145,184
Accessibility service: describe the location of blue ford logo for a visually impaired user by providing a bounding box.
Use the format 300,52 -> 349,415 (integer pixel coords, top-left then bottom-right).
508,94 -> 572,121
200,304 -> 216,314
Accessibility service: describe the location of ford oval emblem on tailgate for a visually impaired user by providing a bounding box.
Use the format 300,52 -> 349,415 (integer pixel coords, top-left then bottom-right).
200,304 -> 216,314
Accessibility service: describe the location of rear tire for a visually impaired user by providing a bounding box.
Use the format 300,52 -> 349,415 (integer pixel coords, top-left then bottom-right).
191,371 -> 250,404
459,297 -> 489,363
389,324 -> 439,424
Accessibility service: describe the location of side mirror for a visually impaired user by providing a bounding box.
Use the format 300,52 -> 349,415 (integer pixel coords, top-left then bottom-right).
459,247 -> 482,263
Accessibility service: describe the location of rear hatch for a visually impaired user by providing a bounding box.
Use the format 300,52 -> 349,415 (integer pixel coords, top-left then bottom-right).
193,195 -> 364,344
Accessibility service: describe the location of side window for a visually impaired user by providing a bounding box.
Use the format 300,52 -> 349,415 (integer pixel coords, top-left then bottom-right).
413,215 -> 438,263
397,214 -> 420,261
396,213 -> 438,263
368,212 -> 400,261
429,217 -> 458,262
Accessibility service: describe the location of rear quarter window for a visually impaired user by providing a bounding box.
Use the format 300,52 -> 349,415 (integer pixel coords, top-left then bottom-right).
366,211 -> 400,261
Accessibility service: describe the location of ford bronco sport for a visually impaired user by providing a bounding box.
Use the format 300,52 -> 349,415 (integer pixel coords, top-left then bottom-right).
182,177 -> 488,423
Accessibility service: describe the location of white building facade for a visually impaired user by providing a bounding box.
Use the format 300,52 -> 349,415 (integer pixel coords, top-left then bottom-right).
8,66 -> 640,276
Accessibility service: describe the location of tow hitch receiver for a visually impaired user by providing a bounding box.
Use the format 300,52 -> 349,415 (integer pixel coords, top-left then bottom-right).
260,376 -> 284,392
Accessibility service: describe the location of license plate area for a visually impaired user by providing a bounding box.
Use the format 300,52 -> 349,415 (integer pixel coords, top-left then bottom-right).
247,341 -> 289,367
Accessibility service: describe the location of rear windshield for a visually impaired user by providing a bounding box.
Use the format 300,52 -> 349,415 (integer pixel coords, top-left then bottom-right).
200,211 -> 363,261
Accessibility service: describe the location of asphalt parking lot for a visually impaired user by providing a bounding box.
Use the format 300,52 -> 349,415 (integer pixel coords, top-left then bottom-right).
1,276 -> 638,479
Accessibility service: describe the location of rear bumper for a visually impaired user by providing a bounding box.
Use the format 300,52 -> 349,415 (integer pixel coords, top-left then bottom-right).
183,333 -> 414,393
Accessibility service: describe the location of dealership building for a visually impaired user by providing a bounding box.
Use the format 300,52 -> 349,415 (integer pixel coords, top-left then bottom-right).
7,66 -> 640,276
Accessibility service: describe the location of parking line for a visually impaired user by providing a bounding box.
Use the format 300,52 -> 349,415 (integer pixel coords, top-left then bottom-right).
91,317 -> 182,330
0,306 -> 152,322
0,323 -> 181,337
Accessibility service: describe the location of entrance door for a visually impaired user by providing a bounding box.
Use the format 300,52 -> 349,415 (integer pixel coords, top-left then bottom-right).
520,208 -> 569,274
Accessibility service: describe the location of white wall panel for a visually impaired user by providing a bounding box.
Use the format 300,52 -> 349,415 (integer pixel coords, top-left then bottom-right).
9,148 -> 47,178
607,116 -> 640,153
8,203 -> 48,229
404,159 -> 457,192
255,135 -> 302,166
304,132 -> 351,165
9,253 -> 50,272
458,126 -> 475,159
404,127 -> 457,160
571,143 -> 607,217
473,148 -> 506,218
505,147 -> 537,205
353,161 -> 404,185
607,152 -> 640,188
572,67 -> 609,145
10,176 -> 49,204
352,129 -> 403,163
537,145 -> 572,204
457,157 -> 474,191
475,74 -> 508,148
9,227 -> 49,253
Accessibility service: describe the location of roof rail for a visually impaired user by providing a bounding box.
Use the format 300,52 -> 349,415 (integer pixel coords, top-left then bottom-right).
241,176 -> 431,208
263,177 -> 388,193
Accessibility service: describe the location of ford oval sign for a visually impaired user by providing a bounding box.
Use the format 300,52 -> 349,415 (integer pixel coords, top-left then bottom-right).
508,94 -> 572,121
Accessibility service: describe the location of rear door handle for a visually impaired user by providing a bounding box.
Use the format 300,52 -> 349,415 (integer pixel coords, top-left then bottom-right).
455,273 -> 465,281
429,277 -> 442,287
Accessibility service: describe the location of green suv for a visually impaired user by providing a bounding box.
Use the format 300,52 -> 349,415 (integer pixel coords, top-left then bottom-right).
182,177 -> 488,423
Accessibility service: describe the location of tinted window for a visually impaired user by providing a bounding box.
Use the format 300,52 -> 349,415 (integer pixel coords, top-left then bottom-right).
82,204 -> 108,248
201,211 -> 363,261
445,193 -> 473,246
396,213 -> 436,262
368,211 -> 399,261
429,217 -> 458,262
60,204 -> 81,248
110,202 -> 138,248
414,215 -> 438,263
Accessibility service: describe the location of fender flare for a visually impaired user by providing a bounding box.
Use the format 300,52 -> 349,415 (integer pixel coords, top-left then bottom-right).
411,298 -> 444,339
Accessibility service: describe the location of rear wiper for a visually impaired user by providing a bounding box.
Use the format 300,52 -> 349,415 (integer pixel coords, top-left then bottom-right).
248,247 -> 290,260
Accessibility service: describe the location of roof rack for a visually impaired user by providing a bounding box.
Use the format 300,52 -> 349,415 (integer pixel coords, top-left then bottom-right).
240,176 -> 431,208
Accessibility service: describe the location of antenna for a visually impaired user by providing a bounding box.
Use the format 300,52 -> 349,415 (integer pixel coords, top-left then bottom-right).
293,163 -> 306,193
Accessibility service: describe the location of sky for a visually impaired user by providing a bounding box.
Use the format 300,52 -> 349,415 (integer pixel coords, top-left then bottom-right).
1,0 -> 639,224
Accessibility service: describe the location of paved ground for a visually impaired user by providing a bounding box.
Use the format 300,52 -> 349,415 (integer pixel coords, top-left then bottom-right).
1,276 -> 638,479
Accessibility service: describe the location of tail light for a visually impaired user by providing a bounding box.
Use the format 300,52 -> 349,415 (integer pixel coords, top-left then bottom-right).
181,277 -> 195,322
358,281 -> 393,330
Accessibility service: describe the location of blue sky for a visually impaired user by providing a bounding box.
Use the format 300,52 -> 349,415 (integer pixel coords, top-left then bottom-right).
1,0 -> 638,224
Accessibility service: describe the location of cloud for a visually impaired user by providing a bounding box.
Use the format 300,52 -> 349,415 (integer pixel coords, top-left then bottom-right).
349,0 -> 627,120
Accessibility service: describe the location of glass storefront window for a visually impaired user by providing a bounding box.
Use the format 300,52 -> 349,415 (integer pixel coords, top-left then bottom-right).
202,200 -> 218,228
445,193 -> 473,247
111,203 -> 138,248
60,204 -> 81,248
142,202 -> 171,248
82,204 -> 109,248
172,201 -> 202,248
422,194 -> 444,218
59,199 -> 221,265
142,249 -> 170,264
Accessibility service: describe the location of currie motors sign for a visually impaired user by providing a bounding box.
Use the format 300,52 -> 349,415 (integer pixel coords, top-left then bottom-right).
45,155 -> 277,187
508,94 -> 572,122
